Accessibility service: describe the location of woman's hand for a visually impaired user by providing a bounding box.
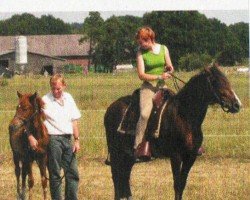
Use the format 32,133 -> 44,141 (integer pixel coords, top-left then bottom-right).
161,72 -> 172,80
165,65 -> 174,73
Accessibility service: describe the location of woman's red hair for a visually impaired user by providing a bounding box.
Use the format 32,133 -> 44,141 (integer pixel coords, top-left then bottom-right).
136,26 -> 155,42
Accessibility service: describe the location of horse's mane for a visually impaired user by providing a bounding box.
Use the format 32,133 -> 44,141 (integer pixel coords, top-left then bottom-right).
35,96 -> 46,121
176,66 -> 227,99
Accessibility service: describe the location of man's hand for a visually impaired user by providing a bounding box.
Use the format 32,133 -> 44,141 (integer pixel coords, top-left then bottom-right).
73,140 -> 80,153
28,134 -> 38,151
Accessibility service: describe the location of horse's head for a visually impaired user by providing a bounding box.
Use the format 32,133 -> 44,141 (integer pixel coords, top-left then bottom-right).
204,65 -> 241,113
9,91 -> 45,133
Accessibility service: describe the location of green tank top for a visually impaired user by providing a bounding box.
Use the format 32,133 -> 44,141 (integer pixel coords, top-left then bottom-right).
141,45 -> 166,75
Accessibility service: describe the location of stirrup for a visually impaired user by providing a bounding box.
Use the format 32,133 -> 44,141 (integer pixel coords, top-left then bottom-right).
134,141 -> 151,160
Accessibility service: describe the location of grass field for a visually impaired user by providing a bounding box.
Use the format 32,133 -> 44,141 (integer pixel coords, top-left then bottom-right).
0,68 -> 249,199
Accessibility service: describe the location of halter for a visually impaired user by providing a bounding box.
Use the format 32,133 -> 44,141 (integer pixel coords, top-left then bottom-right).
206,77 -> 230,113
12,100 -> 39,132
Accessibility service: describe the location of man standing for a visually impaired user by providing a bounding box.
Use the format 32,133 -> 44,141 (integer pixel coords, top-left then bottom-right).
28,74 -> 81,200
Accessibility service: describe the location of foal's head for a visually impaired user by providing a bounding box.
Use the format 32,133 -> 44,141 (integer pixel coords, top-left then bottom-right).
203,65 -> 241,113
9,92 -> 45,133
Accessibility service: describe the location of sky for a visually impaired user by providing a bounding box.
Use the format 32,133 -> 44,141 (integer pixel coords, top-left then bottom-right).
0,0 -> 249,25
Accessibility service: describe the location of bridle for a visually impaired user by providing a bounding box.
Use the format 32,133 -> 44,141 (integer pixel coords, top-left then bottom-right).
169,72 -> 230,113
206,76 -> 230,113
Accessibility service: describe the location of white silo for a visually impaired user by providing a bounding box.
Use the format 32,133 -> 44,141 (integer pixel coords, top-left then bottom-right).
15,36 -> 27,72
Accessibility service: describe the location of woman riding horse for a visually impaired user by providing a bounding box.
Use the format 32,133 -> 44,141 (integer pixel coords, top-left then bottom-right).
105,65 -> 241,200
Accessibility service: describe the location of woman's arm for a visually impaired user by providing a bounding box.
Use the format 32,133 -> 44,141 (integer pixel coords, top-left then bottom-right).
164,46 -> 174,73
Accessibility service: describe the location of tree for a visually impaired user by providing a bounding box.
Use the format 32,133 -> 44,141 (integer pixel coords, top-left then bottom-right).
229,22 -> 249,58
0,13 -> 72,35
39,15 -> 72,34
80,12 -> 104,71
92,15 -> 142,72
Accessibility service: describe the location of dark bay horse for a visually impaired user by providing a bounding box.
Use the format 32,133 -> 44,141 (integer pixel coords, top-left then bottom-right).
9,92 -> 49,200
104,66 -> 241,200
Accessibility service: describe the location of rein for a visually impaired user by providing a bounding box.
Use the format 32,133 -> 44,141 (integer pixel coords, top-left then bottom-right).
169,73 -> 186,91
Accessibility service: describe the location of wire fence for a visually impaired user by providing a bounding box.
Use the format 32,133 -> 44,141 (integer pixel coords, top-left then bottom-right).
0,109 -> 249,160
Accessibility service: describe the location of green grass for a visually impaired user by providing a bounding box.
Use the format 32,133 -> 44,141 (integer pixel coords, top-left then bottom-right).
0,68 -> 249,157
0,68 -> 249,199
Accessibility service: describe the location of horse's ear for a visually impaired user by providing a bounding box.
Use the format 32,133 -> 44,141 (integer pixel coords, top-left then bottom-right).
17,91 -> 22,98
203,66 -> 211,76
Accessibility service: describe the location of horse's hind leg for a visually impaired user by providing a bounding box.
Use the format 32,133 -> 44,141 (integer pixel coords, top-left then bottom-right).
37,156 -> 48,200
111,152 -> 134,200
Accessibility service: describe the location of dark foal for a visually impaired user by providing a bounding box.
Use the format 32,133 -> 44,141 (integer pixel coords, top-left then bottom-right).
104,66 -> 241,200
9,92 -> 49,200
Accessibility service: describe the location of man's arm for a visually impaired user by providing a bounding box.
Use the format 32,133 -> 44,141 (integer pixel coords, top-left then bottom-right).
72,120 -> 80,153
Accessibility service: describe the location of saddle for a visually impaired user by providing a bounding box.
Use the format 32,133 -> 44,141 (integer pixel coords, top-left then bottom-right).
117,88 -> 175,137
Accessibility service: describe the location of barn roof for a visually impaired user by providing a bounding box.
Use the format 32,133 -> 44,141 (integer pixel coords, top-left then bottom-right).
0,34 -> 89,57
0,49 -> 66,61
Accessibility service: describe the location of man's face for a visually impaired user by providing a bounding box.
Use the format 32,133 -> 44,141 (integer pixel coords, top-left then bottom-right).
51,81 -> 65,99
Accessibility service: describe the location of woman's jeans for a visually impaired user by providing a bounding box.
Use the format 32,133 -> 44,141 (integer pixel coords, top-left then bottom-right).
48,135 -> 79,200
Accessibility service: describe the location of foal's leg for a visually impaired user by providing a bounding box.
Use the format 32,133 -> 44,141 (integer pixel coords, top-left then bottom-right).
37,156 -> 48,200
21,162 -> 29,200
13,155 -> 21,199
28,162 -> 34,200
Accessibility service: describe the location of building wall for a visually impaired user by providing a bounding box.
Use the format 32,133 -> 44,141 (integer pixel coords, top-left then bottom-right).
61,55 -> 91,67
0,52 -> 65,75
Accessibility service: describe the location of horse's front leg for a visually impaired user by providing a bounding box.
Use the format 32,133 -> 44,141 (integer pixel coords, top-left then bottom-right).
179,154 -> 197,199
21,162 -> 29,200
37,156 -> 48,200
27,162 -> 34,200
170,152 -> 182,200
13,155 -> 21,199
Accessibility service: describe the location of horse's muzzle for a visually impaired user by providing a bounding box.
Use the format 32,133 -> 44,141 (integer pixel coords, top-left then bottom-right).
229,102 -> 241,113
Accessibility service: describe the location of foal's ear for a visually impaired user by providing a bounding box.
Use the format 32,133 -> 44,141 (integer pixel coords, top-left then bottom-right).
29,92 -> 38,103
17,91 -> 22,98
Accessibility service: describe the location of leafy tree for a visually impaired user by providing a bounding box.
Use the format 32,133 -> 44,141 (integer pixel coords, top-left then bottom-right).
1,13 -> 41,35
39,15 -> 72,34
229,22 -> 249,58
0,13 -> 71,35
92,15 -> 142,72
79,12 -> 104,70
178,53 -> 212,71
142,11 -> 214,67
